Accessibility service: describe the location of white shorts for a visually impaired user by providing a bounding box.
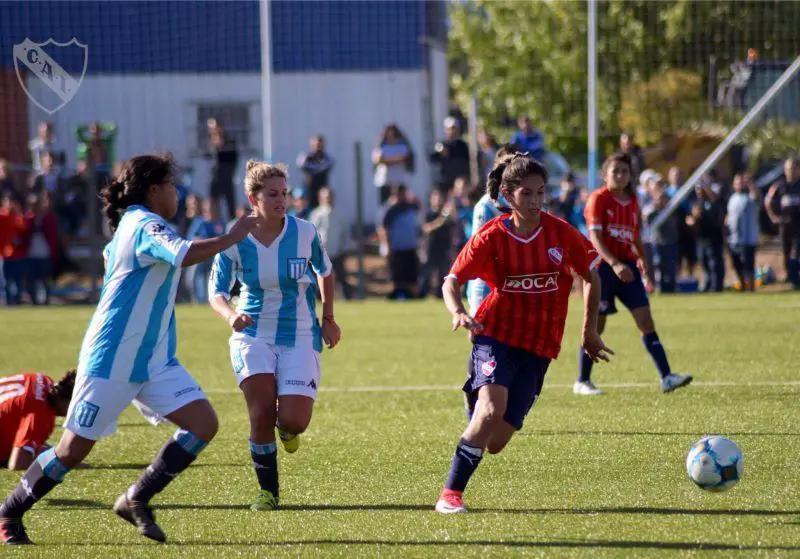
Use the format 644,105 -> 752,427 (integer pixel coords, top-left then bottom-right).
229,334 -> 321,400
64,364 -> 207,441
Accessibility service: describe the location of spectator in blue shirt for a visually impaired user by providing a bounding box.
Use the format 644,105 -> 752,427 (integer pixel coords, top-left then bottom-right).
509,116 -> 546,161
378,185 -> 421,300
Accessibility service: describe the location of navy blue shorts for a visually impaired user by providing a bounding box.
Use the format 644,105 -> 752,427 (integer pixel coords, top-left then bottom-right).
598,260 -> 649,316
464,335 -> 551,430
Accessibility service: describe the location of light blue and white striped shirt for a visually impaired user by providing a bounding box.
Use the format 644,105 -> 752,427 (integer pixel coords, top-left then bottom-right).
78,205 -> 192,383
466,193 -> 508,315
210,216 -> 332,352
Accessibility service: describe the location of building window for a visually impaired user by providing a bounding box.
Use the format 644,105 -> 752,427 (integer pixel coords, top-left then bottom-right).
193,103 -> 252,154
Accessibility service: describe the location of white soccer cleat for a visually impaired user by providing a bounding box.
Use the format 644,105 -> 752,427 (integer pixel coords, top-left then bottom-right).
661,373 -> 693,393
573,380 -> 604,396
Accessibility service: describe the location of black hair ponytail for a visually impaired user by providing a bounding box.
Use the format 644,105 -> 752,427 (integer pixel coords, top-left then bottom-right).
487,161 -> 508,201
99,154 -> 174,233
486,152 -> 548,202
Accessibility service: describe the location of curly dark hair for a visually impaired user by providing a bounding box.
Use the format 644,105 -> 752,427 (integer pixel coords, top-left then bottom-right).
47,369 -> 76,408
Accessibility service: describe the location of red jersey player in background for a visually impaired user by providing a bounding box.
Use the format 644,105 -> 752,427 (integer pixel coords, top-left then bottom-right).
0,371 -> 75,470
574,153 -> 692,396
434,152 -> 613,514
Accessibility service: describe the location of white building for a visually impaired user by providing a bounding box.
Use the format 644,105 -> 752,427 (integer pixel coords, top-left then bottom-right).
5,0 -> 449,224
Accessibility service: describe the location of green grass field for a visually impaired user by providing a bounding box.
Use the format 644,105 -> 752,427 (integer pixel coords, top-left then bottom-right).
2,294 -> 800,558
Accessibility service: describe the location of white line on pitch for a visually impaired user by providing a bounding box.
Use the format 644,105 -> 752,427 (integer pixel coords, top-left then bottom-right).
204,380 -> 800,394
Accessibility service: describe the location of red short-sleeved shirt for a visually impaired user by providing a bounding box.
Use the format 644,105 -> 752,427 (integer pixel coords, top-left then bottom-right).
449,212 -> 600,359
0,373 -> 55,462
584,186 -> 641,262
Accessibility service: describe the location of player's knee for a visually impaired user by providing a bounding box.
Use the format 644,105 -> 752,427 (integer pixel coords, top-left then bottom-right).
475,403 -> 504,428
277,414 -> 310,435
248,404 -> 276,432
637,315 -> 656,334
193,410 -> 219,443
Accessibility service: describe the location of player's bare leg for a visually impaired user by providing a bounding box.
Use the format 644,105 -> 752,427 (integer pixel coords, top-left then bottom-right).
241,374 -> 280,510
485,421 -> 516,455
437,385 -> 509,514
276,395 -> 313,454
1,431 -> 95,545
115,399 -> 218,543
575,314 -> 606,395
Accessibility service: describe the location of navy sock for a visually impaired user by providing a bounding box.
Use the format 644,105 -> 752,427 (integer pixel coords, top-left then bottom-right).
129,429 -> 207,504
444,439 -> 483,492
642,332 -> 671,379
578,347 -> 594,383
0,448 -> 69,519
250,441 -> 279,498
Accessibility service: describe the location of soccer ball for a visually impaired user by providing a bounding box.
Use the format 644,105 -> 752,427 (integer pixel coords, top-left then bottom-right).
685,436 -> 743,492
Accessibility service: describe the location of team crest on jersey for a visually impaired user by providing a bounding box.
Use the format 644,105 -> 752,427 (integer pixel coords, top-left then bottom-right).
547,247 -> 563,265
287,258 -> 308,280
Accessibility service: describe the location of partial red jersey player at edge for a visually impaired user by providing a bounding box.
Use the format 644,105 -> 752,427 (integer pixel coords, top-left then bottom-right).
434,151 -> 613,515
0,371 -> 76,471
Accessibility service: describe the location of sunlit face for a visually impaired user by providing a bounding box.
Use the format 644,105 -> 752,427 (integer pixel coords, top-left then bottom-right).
733,174 -> 745,193
318,188 -> 332,206
605,161 -> 631,191
249,177 -> 288,219
668,167 -> 683,186
150,181 -> 179,220
504,174 -> 546,221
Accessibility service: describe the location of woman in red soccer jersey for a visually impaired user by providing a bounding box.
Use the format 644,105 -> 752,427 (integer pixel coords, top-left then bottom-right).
574,153 -> 692,396
434,152 -> 613,514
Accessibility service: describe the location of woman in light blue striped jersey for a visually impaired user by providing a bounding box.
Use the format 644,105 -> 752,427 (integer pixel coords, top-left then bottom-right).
0,154 -> 261,546
209,160 -> 341,512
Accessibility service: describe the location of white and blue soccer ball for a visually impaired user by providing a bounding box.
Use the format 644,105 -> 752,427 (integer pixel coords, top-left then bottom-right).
685,436 -> 743,492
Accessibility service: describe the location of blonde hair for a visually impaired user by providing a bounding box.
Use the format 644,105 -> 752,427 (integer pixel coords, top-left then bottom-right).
244,159 -> 288,196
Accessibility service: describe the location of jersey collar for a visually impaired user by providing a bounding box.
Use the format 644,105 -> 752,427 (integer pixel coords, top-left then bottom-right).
501,216 -> 543,244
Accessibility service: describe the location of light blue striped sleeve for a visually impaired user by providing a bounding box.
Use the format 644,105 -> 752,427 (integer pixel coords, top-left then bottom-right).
472,199 -> 496,235
310,227 -> 332,277
135,219 -> 192,268
209,248 -> 237,300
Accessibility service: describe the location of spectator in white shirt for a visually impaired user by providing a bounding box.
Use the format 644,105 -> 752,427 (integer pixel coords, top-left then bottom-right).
28,121 -> 63,174
310,187 -> 353,299
372,124 -> 413,207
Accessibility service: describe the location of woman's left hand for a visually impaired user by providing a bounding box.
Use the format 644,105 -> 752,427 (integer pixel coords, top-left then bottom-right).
582,329 -> 614,363
322,317 -> 341,349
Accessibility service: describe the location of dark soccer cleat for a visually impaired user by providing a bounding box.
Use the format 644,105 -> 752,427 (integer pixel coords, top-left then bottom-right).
0,517 -> 33,545
113,492 -> 167,543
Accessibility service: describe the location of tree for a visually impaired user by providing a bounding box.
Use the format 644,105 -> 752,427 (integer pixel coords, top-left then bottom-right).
449,0 -> 800,162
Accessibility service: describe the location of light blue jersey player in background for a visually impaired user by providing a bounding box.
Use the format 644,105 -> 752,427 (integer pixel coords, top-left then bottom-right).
463,146 -> 513,419
210,160 -> 342,512
0,155 -> 261,545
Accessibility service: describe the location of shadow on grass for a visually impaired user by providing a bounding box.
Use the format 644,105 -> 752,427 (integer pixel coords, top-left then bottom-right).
44,499 -> 800,517
42,538 -> 800,551
523,430 -> 800,437
86,463 -> 241,470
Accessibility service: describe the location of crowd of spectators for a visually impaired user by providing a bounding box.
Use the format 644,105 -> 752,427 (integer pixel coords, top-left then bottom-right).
2,115 -> 797,306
